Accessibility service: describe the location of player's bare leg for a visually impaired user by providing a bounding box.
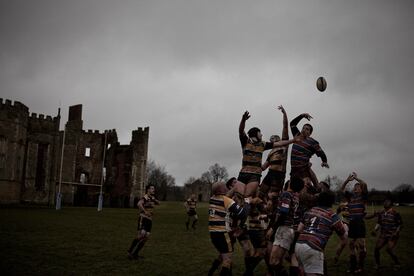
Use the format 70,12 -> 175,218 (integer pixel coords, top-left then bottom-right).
386,239 -> 401,270
374,237 -> 387,269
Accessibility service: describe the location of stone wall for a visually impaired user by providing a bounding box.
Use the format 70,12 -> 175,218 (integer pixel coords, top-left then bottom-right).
0,99 -> 149,207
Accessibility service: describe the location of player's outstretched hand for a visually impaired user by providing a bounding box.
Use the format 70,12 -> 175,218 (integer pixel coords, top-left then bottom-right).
302,113 -> 313,120
242,111 -> 250,121
321,162 -> 330,169
278,105 -> 286,114
346,173 -> 354,182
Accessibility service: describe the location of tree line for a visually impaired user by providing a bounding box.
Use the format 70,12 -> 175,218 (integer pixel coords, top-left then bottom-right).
146,161 -> 414,204
146,161 -> 229,201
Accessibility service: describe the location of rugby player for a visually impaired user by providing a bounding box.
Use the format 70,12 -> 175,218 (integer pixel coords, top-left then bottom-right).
368,198 -> 402,270
259,105 -> 289,199
127,184 -> 159,260
184,193 -> 198,231
289,113 -> 329,189
266,177 -> 304,275
295,191 -> 347,276
341,172 -> 368,273
208,182 -> 247,276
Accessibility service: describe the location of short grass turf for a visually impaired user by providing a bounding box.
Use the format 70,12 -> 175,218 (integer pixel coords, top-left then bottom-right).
1,202 -> 414,275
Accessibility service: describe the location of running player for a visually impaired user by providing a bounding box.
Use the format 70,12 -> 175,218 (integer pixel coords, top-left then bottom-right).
369,198 -> 402,270
341,172 -> 368,273
295,191 -> 347,276
184,193 -> 198,231
208,182 -> 247,276
127,184 -> 160,260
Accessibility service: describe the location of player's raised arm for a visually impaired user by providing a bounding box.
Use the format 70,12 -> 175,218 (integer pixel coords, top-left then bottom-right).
353,172 -> 368,194
341,173 -> 355,192
278,105 -> 289,140
272,134 -> 302,148
290,113 -> 312,136
239,111 -> 250,136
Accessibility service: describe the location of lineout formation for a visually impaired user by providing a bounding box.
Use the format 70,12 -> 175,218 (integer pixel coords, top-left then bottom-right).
128,106 -> 403,276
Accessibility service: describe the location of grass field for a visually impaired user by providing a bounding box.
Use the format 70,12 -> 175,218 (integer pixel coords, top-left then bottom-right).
1,202 -> 414,275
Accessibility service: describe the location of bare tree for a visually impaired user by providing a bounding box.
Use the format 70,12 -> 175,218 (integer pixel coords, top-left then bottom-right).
202,163 -> 228,184
146,159 -> 176,201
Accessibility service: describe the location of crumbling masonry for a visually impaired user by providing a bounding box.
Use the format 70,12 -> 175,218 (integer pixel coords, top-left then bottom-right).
0,99 -> 149,207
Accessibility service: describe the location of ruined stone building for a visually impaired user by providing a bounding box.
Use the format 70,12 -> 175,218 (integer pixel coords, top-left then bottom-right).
0,99 -> 149,207
184,179 -> 211,202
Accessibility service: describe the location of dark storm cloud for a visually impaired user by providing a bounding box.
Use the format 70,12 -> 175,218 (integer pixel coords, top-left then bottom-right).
0,0 -> 413,189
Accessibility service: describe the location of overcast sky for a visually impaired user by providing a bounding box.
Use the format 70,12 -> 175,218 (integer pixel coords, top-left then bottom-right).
1,0 -> 413,190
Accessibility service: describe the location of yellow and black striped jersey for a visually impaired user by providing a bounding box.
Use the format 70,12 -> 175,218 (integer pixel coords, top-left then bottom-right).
186,198 -> 197,211
266,146 -> 288,172
139,194 -> 157,220
239,133 -> 273,175
248,203 -> 268,230
209,195 -> 246,232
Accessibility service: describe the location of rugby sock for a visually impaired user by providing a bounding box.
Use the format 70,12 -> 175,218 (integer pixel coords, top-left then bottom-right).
349,254 -> 357,272
185,221 -> 189,230
250,256 -> 262,272
135,240 -> 146,253
289,266 -> 299,276
374,248 -> 381,266
131,238 -> 146,257
220,266 -> 232,276
208,259 -> 221,276
324,259 -> 329,275
358,251 -> 366,269
128,238 -> 139,253
192,220 -> 197,229
243,257 -> 254,276
270,264 -> 288,276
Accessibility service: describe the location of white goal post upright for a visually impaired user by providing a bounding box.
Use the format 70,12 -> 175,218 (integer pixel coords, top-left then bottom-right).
98,131 -> 107,212
56,127 -> 66,210
56,128 -> 108,211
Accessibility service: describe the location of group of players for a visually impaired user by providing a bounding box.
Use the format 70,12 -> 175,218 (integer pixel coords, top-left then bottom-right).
126,105 -> 403,275
207,106 -> 403,275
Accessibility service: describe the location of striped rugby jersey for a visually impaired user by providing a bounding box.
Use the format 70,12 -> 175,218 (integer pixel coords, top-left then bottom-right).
337,201 -> 350,224
276,191 -> 300,228
248,202 -> 268,231
139,194 -> 157,220
209,195 -> 244,232
266,145 -> 288,172
186,198 -> 197,211
239,132 -> 273,175
290,125 -> 327,169
348,192 -> 367,220
297,207 -> 346,252
377,208 -> 402,237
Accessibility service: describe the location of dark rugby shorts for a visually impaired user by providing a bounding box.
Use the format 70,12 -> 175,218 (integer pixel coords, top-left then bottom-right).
210,232 -> 235,254
187,209 -> 197,216
348,219 -> 366,239
237,172 -> 261,185
138,216 -> 153,233
261,170 -> 285,193
248,230 -> 267,249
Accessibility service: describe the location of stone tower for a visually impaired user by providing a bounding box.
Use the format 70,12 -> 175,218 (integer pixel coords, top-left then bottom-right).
129,127 -> 149,207
0,98 -> 60,204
